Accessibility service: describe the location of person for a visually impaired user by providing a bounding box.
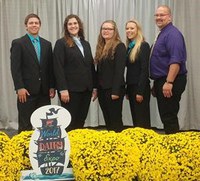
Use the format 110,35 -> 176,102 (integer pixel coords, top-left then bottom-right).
95,20 -> 126,132
150,5 -> 187,134
53,14 -> 97,132
125,20 -> 151,128
10,13 -> 55,133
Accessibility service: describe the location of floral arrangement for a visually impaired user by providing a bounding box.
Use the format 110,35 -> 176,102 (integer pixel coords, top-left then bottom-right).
0,132 -> 10,180
68,129 -> 141,181
0,131 -> 10,157
121,127 -> 158,151
0,128 -> 200,181
138,132 -> 200,181
0,131 -> 33,181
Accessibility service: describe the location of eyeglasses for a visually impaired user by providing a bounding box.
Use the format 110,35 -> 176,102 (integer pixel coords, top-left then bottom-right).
101,28 -> 114,31
154,14 -> 169,17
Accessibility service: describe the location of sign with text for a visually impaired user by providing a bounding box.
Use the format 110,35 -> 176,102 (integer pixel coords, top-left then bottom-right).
21,105 -> 74,180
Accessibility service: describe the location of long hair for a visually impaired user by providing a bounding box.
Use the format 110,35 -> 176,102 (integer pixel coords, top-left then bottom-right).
95,20 -> 121,62
126,20 -> 144,63
63,14 -> 85,47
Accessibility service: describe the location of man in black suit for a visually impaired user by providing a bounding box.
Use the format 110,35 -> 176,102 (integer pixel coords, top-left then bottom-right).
10,13 -> 55,133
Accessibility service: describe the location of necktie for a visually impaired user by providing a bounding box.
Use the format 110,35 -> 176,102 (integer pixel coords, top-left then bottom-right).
33,39 -> 40,62
73,37 -> 84,57
127,40 -> 136,55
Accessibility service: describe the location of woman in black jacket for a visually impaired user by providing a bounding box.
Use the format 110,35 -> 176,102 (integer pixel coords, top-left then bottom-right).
125,19 -> 151,128
54,14 -> 97,131
95,20 -> 126,132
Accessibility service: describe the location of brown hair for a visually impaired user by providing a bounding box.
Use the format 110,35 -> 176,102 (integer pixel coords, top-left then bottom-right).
63,14 -> 85,47
24,13 -> 41,25
157,5 -> 172,15
95,20 -> 121,62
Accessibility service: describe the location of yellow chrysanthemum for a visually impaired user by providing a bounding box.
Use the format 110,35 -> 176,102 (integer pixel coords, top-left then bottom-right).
2,131 -> 33,181
69,129 -> 140,181
0,132 -> 11,181
138,132 -> 200,181
1,128 -> 200,181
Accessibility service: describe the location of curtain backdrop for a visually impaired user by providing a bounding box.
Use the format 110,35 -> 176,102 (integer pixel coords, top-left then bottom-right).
0,0 -> 199,130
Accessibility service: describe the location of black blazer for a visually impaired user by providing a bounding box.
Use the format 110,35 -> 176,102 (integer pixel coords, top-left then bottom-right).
126,41 -> 150,95
97,42 -> 126,95
10,34 -> 54,95
53,38 -> 96,92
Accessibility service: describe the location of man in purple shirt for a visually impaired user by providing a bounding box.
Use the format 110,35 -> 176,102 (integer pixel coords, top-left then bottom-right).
150,5 -> 187,134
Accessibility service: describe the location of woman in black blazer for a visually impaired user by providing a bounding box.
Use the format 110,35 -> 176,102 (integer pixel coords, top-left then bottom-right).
125,19 -> 151,128
54,14 -> 97,131
95,20 -> 126,132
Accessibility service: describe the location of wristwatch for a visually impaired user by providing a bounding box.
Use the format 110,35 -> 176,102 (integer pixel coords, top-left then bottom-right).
166,81 -> 174,84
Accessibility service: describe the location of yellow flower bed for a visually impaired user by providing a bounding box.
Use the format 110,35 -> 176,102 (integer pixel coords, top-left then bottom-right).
121,127 -> 158,151
0,128 -> 200,181
0,131 -> 33,181
68,129 -> 141,180
138,132 -> 200,181
0,132 -> 10,180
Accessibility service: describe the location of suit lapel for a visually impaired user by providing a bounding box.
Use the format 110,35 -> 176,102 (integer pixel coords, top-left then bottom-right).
81,41 -> 91,65
40,38 -> 47,65
74,44 -> 84,59
80,40 -> 88,62
23,35 -> 40,65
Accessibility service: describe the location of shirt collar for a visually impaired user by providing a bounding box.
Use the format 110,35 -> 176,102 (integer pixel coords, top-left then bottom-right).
160,22 -> 172,32
72,36 -> 81,41
27,33 -> 40,42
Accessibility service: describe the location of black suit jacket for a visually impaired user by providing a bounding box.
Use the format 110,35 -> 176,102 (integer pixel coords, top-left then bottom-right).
10,34 -> 54,95
97,42 -> 126,95
53,38 -> 96,92
126,41 -> 150,95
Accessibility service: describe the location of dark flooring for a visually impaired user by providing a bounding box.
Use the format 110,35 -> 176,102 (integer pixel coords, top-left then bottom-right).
0,129 -> 18,138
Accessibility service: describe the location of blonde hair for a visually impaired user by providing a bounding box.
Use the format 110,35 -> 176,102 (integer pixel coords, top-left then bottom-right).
95,20 -> 121,62
126,20 -> 144,63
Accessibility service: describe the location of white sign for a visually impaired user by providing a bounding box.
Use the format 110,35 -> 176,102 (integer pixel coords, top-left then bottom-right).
21,105 -> 74,180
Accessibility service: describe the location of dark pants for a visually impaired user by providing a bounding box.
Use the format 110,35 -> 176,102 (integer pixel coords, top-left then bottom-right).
154,74 -> 187,134
17,93 -> 50,133
60,91 -> 92,132
127,84 -> 151,128
98,87 -> 125,132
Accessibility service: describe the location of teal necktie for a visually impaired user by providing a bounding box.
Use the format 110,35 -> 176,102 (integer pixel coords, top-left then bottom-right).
33,39 -> 40,62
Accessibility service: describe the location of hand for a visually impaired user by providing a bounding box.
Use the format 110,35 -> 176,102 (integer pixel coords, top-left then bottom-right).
92,89 -> 98,102
136,94 -> 143,103
111,94 -> 119,100
60,90 -> 70,103
49,88 -> 56,98
17,88 -> 30,103
125,94 -> 129,100
163,82 -> 173,98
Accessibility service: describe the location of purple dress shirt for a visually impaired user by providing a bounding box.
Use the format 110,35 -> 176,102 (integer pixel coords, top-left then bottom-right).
150,23 -> 187,79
